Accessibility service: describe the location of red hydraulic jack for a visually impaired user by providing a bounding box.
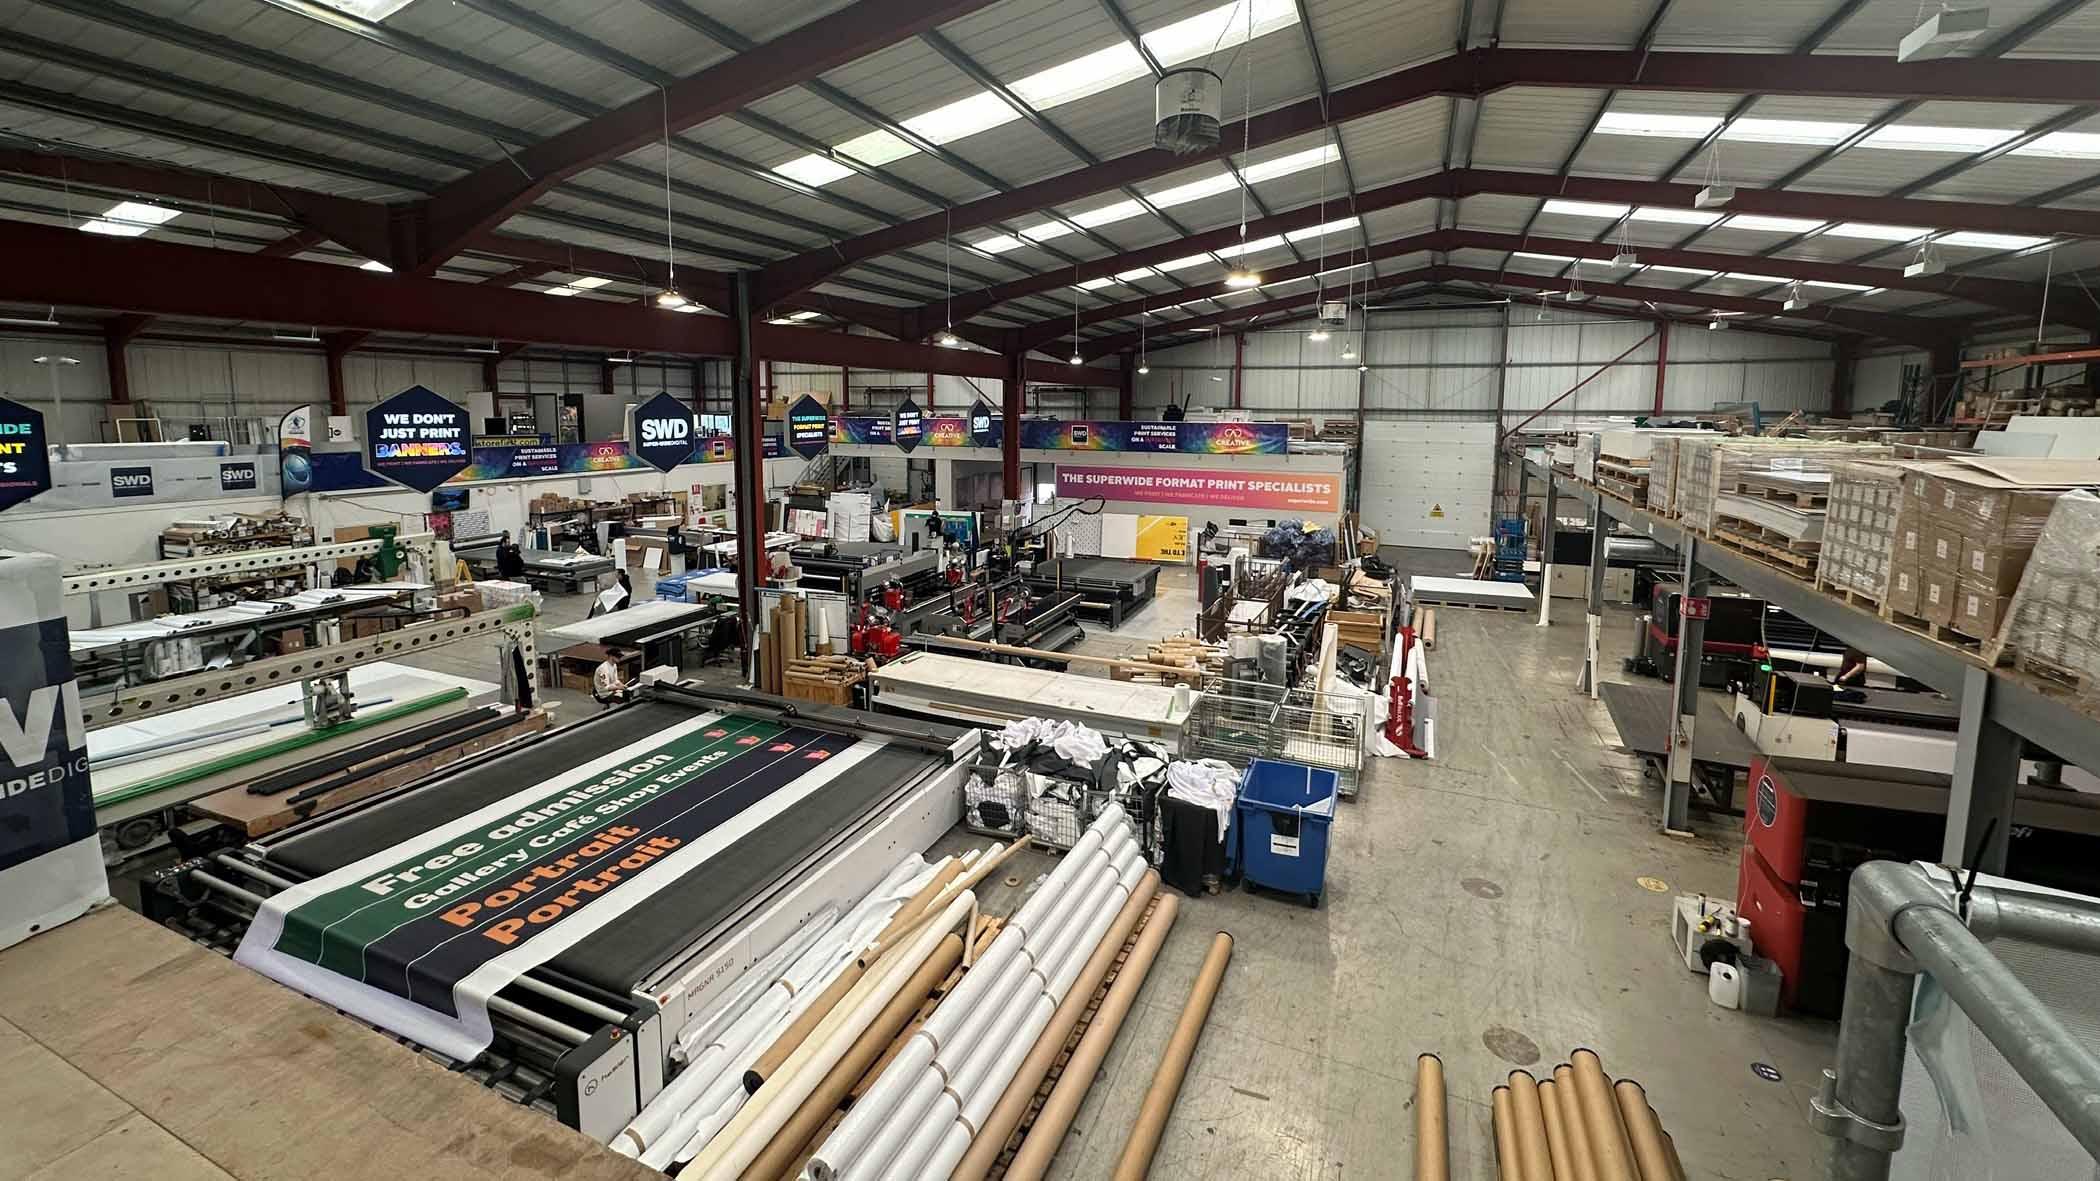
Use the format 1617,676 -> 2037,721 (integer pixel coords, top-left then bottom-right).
1384,624 -> 1429,758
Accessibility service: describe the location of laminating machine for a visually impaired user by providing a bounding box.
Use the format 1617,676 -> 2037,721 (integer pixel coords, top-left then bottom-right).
143,682 -> 976,1145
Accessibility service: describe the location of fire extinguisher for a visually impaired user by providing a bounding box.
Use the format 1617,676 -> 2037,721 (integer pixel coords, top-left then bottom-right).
882,584 -> 906,612
848,603 -> 871,656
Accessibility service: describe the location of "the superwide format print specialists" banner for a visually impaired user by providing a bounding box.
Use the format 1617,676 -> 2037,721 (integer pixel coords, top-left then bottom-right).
1056,465 -> 1343,513
0,551 -> 109,953
235,711 -> 880,1059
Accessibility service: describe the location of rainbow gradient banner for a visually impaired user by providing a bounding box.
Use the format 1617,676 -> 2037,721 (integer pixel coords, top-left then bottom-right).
827,416 -> 1284,454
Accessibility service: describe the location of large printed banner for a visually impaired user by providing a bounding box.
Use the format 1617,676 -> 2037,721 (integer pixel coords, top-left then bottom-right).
313,436 -> 785,491
1057,465 -> 1343,513
828,416 -> 1285,454
236,712 -> 878,1059
0,552 -> 108,953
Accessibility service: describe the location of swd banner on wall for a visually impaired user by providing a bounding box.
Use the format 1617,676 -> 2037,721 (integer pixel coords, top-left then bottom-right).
234,712 -> 876,1059
0,552 -> 108,953
1056,465 -> 1342,513
278,405 -> 314,497
627,392 -> 698,473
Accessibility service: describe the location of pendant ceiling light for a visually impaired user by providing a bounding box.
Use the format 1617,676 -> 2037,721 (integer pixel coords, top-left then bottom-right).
654,87 -> 684,310
1221,2 -> 1261,290
937,207 -> 962,346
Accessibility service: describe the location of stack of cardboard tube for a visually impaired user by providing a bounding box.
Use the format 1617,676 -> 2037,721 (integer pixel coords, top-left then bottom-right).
1417,1048 -> 1685,1181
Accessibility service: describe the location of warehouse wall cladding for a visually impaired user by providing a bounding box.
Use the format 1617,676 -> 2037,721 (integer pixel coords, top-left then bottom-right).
6,0 -> 2100,1178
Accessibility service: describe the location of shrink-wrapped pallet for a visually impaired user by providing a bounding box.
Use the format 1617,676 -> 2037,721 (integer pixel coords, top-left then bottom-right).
1679,440 -> 1888,537
1988,490 -> 2100,694
1815,461 -> 1907,602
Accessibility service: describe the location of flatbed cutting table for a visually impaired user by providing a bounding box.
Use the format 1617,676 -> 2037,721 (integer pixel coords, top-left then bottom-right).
870,649 -> 1194,745
1600,679 -> 1760,814
456,538 -> 614,593
148,683 -> 974,1143
1027,556 -> 1160,628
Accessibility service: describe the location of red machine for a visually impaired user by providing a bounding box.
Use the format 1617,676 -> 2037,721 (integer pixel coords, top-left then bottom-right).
1737,754 -> 2100,1017
847,603 -> 902,660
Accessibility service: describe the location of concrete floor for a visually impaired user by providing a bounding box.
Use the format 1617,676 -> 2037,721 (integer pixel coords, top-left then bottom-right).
387,554 -> 1833,1180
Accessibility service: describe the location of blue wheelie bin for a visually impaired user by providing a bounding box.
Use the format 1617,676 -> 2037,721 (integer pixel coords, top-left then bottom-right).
1234,758 -> 1337,908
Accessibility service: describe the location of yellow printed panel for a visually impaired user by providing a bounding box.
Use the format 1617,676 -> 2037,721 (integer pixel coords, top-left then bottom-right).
1135,515 -> 1190,563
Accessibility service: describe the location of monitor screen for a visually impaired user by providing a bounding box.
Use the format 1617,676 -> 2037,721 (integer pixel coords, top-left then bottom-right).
432,487 -> 469,512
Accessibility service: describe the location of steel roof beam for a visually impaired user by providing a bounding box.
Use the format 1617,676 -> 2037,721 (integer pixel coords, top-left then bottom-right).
758,46 -> 2100,303
917,167 -> 2100,324
371,0 -> 1011,270
1022,226 -> 2056,342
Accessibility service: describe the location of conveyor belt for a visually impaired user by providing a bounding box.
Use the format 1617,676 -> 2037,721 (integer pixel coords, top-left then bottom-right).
261,700 -> 942,995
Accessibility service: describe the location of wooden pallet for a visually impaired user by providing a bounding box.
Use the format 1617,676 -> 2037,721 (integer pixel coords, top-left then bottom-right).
1731,475 -> 1830,510
2013,651 -> 2090,693
1712,523 -> 1819,576
1879,606 -> 1987,653
1412,596 -> 1531,613
1816,579 -> 1883,615
987,895 -> 1163,1179
1596,472 -> 1649,504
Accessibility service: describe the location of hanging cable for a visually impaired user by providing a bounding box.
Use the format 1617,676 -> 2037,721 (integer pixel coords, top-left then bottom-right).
656,87 -> 684,308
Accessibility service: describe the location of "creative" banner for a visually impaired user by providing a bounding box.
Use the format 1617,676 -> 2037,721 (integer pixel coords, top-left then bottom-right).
1056,465 -> 1342,513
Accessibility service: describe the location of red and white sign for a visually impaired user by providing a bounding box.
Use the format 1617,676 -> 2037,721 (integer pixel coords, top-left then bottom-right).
1055,465 -> 1342,513
1681,596 -> 1712,620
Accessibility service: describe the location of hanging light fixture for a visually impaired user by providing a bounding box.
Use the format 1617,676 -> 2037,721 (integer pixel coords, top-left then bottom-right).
654,86 -> 685,309
1306,127 -> 1333,343
1221,2 -> 1261,289
1069,272 -> 1084,364
936,207 -> 962,346
1137,301 -> 1151,375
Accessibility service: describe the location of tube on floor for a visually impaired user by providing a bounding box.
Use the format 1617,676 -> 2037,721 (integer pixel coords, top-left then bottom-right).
1491,1085 -> 1524,1181
1551,1063 -> 1599,1181
1570,1049 -> 1638,1181
1505,1071 -> 1554,1181
1110,930 -> 1233,1180
1414,1054 -> 1447,1181
1612,1079 -> 1678,1181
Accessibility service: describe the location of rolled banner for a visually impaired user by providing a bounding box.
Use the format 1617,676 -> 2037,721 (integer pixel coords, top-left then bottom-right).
0,550 -> 109,952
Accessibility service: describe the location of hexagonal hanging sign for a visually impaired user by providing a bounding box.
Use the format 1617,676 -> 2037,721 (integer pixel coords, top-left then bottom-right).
893,396 -> 925,454
0,396 -> 51,513
627,391 -> 698,472
785,394 -> 832,460
968,398 -> 998,448
364,385 -> 469,493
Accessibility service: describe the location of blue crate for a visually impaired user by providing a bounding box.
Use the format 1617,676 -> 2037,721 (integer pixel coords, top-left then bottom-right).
1234,758 -> 1337,907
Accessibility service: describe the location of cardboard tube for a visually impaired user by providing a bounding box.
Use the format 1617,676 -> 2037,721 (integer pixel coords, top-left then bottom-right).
1490,1086 -> 1525,1181
1660,1130 -> 1685,1181
1613,1080 -> 1676,1181
861,838 -> 1030,967
742,861 -> 967,1093
1001,891 -> 1181,1181
1421,609 -> 1437,650
1570,1050 -> 1638,1181
1111,931 -> 1233,1180
1551,1065 -> 1599,1181
1414,1054 -> 1447,1181
1505,1072 -> 1554,1181
952,871 -> 1159,1181
735,932 -> 964,1181
1536,1079 -> 1578,1181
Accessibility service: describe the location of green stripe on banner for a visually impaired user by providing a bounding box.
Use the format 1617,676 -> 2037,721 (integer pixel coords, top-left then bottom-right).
272,716 -> 783,977
93,689 -> 470,811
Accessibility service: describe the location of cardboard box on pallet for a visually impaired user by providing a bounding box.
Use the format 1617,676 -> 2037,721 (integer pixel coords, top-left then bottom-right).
1954,579 -> 2018,640
1885,562 -> 1922,617
1988,491 -> 2100,685
1920,567 -> 1960,628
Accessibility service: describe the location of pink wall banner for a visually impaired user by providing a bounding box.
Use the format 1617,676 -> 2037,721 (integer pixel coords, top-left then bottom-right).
1056,465 -> 1342,513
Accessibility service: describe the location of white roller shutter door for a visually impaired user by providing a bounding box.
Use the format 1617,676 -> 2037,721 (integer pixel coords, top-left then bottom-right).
1358,420 -> 1496,549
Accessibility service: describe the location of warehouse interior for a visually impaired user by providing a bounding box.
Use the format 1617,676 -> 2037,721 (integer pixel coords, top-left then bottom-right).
4,1 -> 2100,1178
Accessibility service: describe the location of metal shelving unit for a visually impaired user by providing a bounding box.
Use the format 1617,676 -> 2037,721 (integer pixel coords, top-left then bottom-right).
1521,459 -> 2099,871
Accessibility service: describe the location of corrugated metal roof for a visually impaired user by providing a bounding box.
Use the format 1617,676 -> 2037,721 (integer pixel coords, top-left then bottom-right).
1456,194 -> 1541,233
1500,0 -> 1666,48
1336,101 -> 1448,186
1469,87 -> 1599,170
1652,0 -> 1845,50
1816,0 -> 2081,56
1310,0 -> 1460,87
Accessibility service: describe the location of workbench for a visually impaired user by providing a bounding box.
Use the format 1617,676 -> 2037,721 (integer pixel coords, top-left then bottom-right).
541,599 -> 721,672
870,649 -> 1195,745
1027,556 -> 1159,629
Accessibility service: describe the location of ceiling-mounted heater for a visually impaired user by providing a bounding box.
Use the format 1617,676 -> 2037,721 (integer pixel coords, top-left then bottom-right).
1154,68 -> 1223,155
1318,300 -> 1348,325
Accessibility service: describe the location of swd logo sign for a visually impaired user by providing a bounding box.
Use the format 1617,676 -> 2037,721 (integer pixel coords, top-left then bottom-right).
627,392 -> 697,473
109,467 -> 154,498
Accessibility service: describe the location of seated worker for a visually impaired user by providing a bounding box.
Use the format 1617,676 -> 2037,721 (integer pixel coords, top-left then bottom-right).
592,646 -> 633,706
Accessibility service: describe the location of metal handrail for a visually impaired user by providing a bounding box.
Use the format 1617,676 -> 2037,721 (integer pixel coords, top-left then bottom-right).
1817,861 -> 2100,1179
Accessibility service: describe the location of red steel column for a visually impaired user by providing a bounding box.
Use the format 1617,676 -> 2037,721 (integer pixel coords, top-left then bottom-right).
1118,352 -> 1135,419
1002,351 -> 1024,500
1231,332 -> 1245,409
1831,337 -> 1858,417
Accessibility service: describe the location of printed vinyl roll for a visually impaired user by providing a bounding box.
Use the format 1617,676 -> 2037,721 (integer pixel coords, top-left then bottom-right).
0,551 -> 109,952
